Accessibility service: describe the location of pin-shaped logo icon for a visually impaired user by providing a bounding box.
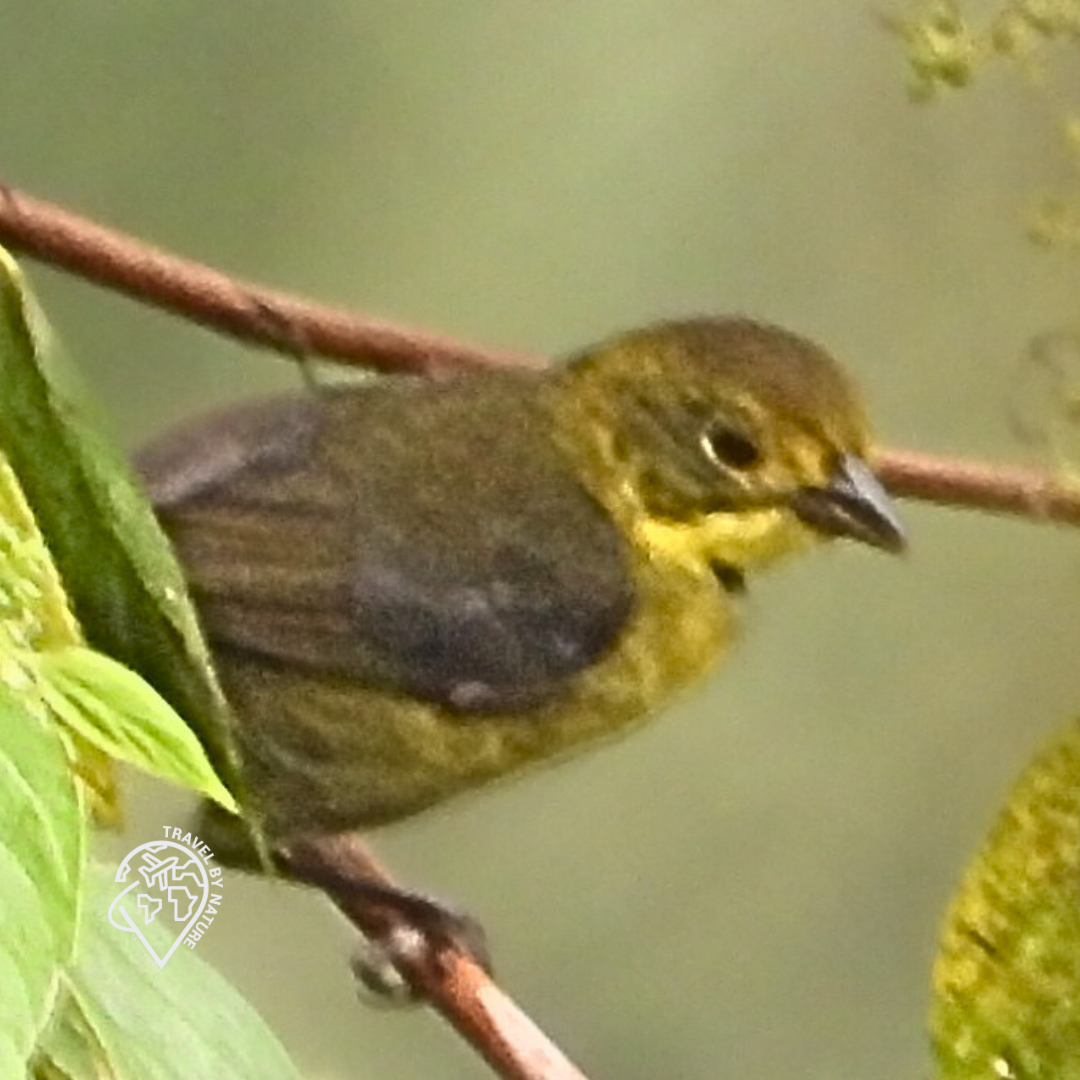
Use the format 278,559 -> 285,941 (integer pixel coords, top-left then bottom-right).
109,829 -> 224,968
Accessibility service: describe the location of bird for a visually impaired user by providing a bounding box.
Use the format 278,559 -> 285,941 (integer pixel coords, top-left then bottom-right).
136,316 -> 905,864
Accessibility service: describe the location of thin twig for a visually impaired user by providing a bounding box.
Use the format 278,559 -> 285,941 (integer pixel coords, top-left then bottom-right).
280,834 -> 589,1080
875,448 -> 1080,525
1,180 -> 1078,531
3,179 -> 1080,530
0,182 -> 539,376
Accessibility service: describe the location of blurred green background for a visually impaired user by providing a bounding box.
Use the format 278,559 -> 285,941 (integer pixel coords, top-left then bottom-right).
5,3 -> 1080,1078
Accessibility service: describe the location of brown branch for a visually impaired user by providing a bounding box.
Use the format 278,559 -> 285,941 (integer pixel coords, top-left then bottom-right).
279,834 -> 590,1080
875,448 -> 1080,526
0,182 -> 539,377
3,178 -> 1080,534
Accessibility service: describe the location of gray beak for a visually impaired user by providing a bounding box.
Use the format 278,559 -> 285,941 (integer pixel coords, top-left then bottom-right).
790,454 -> 906,553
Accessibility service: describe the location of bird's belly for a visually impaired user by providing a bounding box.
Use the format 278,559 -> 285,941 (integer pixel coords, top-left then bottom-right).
219,561 -> 731,835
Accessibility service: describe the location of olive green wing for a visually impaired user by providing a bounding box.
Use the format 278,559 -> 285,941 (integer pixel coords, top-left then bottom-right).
136,380 -> 635,714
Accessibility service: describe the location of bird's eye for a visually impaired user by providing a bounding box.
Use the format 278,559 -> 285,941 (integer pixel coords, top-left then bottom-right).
701,425 -> 760,470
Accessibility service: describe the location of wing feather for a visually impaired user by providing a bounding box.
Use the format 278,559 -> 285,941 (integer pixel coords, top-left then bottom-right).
137,378 -> 634,713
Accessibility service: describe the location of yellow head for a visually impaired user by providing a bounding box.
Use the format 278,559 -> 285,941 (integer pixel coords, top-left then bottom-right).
549,317 -> 904,578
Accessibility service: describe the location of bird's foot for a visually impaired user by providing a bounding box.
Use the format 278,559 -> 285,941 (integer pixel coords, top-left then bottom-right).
346,885 -> 491,1006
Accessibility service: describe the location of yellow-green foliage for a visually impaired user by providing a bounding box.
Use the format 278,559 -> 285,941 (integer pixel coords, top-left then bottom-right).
932,716 -> 1080,1079
893,1 -> 1080,97
0,456 -> 80,657
0,455 -> 118,818
894,1 -> 1080,244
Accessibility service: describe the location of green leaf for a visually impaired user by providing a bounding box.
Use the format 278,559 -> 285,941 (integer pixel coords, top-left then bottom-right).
0,683 -> 83,1080
0,452 -> 81,654
30,995 -> 105,1080
34,864 -> 301,1080
0,451 -> 120,821
34,647 -> 236,812
0,247 -> 240,798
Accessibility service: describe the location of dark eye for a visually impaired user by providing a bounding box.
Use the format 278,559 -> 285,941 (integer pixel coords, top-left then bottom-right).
701,425 -> 760,470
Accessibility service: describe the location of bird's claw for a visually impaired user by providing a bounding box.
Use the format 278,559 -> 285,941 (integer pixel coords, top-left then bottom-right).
348,889 -> 492,1006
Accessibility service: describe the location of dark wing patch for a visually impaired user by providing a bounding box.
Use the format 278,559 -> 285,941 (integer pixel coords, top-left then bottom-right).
348,506 -> 630,712
137,379 -> 634,713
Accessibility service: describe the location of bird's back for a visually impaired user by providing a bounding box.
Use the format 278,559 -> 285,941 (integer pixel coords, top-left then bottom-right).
139,372 -> 636,715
